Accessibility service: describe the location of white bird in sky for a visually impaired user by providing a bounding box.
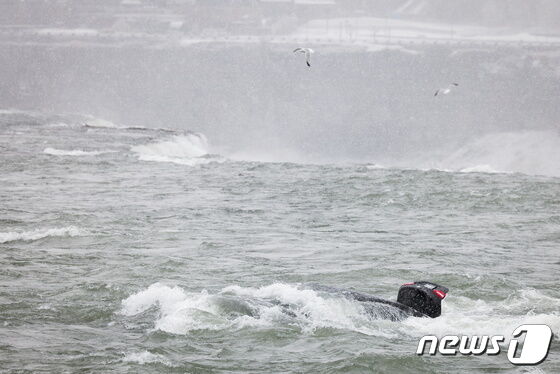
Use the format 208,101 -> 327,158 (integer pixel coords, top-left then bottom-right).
293,47 -> 314,67
435,83 -> 459,96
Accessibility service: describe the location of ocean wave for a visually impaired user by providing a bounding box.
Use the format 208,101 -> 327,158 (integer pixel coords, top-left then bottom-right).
120,283 -> 229,334
83,117 -> 125,129
0,109 -> 27,115
0,226 -> 86,244
82,117 -> 177,133
439,130 -> 560,177
43,147 -> 115,156
122,351 -> 173,367
365,163 -> 387,170
0,110 -> 175,134
459,164 -> 503,174
131,134 -> 222,166
401,288 -> 560,343
120,283 -> 393,336
222,283 -> 382,334
45,122 -> 74,128
120,283 -> 560,341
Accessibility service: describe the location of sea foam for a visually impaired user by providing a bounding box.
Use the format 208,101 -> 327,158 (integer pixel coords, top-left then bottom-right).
440,130 -> 560,177
43,148 -> 114,156
120,283 -> 391,336
122,351 -> 173,367
120,283 -> 560,341
401,288 -> 560,343
131,134 -> 217,166
0,226 -> 86,244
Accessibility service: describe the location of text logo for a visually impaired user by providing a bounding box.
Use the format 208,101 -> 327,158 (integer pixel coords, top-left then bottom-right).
417,324 -> 553,365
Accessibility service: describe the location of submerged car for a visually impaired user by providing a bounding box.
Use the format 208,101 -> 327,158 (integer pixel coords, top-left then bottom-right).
311,281 -> 449,321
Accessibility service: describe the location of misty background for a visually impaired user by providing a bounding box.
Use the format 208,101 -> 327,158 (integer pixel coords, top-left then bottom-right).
1,0 -> 559,172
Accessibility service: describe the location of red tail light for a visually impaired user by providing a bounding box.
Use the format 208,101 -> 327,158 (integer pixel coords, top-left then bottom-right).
433,289 -> 446,299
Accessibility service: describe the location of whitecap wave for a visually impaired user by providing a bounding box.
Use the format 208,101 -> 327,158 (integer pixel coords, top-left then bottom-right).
223,283 -> 381,334
43,147 -> 115,156
0,109 -> 25,115
45,122 -> 74,128
83,118 -> 124,129
120,283 -> 230,333
459,164 -> 502,174
439,130 -> 560,177
365,163 -> 387,170
401,288 -> 560,343
122,351 -> 173,367
0,226 -> 86,243
82,117 -> 177,133
120,283 -> 560,341
120,283 -> 393,336
131,134 -> 221,166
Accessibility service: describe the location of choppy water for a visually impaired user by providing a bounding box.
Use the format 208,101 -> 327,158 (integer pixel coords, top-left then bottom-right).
0,111 -> 559,373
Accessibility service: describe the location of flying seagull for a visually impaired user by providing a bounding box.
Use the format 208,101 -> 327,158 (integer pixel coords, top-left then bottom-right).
293,47 -> 314,67
435,83 -> 459,96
